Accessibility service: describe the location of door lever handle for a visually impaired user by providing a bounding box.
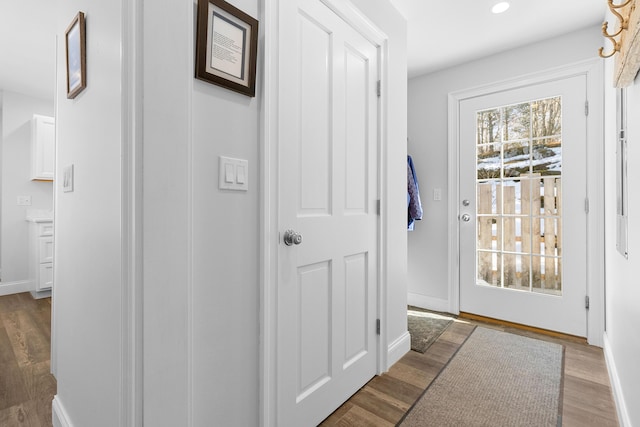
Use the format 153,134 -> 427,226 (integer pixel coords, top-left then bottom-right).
460,213 -> 471,222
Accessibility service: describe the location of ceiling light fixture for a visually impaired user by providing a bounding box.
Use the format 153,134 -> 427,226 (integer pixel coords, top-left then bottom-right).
491,2 -> 510,14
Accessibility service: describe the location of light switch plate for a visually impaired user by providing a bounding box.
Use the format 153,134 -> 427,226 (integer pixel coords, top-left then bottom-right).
63,164 -> 74,192
219,156 -> 248,191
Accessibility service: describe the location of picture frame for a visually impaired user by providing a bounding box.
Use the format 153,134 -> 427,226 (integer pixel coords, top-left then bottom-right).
195,0 -> 258,97
65,11 -> 87,99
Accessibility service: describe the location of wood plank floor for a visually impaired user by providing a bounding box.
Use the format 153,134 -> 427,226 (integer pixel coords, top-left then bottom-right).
0,293 -> 55,427
0,294 -> 620,426
321,317 -> 619,426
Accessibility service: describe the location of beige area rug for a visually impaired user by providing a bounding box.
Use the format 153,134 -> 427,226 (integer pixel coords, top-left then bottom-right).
399,327 -> 565,427
407,307 -> 454,353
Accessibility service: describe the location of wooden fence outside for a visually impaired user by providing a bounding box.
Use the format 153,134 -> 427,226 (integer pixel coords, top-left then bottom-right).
477,174 -> 562,292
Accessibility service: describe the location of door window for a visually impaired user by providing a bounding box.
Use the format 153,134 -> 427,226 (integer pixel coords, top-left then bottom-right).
475,96 -> 563,296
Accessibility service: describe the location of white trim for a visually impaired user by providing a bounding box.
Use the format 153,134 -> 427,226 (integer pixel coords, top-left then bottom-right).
447,59 -> 605,340
387,331 -> 411,368
408,293 -> 450,313
447,91 -> 461,315
52,395 -> 73,427
377,36 -> 390,375
603,333 -> 632,427
260,1 -> 390,426
259,0 -> 278,425
319,0 -> 387,44
120,0 -> 143,424
585,60 -> 605,347
0,280 -> 33,296
185,0 -> 195,424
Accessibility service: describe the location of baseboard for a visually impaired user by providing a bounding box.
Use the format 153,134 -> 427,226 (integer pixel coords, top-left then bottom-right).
407,293 -> 450,313
603,333 -> 631,427
0,280 -> 33,297
387,331 -> 411,369
52,395 -> 73,427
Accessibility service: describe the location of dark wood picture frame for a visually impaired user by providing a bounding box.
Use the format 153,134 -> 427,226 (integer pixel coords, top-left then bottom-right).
195,0 -> 258,97
65,11 -> 87,99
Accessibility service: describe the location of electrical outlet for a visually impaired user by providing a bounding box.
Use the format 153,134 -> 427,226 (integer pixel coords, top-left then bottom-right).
17,196 -> 32,206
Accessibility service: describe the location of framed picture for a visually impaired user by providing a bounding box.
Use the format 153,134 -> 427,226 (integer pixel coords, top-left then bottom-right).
195,0 -> 258,97
65,11 -> 86,99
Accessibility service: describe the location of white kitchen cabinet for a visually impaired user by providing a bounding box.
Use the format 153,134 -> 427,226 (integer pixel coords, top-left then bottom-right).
31,114 -> 55,181
28,218 -> 54,298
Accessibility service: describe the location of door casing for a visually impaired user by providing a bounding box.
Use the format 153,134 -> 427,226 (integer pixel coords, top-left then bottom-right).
447,59 -> 605,346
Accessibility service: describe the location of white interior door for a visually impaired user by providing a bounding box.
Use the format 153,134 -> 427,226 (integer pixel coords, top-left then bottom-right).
277,0 -> 380,425
459,75 -> 588,337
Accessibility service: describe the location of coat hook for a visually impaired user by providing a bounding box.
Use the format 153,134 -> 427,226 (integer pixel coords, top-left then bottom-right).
599,0 -> 635,58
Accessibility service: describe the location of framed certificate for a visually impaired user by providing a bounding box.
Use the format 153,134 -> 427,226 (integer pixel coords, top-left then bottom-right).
195,0 -> 258,97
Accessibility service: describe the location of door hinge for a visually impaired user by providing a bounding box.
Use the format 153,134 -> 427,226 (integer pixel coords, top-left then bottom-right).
376,80 -> 381,97
585,100 -> 589,116
585,198 -> 590,214
585,296 -> 590,310
376,199 -> 381,215
376,319 -> 381,335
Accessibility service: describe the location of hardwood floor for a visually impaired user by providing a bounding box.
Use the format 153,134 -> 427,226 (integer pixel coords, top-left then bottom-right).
0,294 -> 620,426
321,317 -> 619,426
0,293 -> 55,427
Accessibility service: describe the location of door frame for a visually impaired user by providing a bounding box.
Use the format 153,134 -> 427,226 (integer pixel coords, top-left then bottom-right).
447,59 -> 605,346
260,1 -> 391,426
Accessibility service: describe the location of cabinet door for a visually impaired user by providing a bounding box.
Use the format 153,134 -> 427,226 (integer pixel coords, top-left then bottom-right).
39,237 -> 54,263
31,115 -> 55,181
38,263 -> 53,291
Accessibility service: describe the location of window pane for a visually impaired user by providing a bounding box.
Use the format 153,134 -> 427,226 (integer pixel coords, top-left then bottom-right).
477,108 -> 501,144
503,142 -> 530,178
533,138 -> 561,175
503,103 -> 530,141
477,143 -> 501,179
532,96 -> 561,138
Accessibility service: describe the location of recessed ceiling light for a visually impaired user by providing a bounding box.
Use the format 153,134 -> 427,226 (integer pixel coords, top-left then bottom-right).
492,1 -> 510,14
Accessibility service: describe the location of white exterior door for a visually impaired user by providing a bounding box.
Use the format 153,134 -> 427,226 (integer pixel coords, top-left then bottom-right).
459,75 -> 588,337
277,0 -> 380,425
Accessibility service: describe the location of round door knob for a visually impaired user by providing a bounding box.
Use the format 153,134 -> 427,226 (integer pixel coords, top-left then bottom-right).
461,213 -> 471,222
283,229 -> 303,246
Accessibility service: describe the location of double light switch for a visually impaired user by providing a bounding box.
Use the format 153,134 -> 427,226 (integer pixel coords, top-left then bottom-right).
219,156 -> 249,191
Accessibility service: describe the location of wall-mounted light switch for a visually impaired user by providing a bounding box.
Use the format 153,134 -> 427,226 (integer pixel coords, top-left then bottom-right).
225,164 -> 235,183
219,156 -> 249,191
433,188 -> 442,201
17,196 -> 32,206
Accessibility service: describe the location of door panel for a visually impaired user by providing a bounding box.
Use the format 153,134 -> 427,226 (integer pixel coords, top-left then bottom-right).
459,75 -> 587,337
277,0 -> 379,425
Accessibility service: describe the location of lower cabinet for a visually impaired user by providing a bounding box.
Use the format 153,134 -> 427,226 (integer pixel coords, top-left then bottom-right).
29,219 -> 53,298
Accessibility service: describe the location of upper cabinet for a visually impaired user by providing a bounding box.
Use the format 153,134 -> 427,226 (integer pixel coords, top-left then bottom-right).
31,114 -> 55,181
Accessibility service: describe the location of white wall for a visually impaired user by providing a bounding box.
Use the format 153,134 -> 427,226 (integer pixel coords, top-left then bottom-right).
603,60 -> 640,426
142,0 -> 260,424
1,91 -> 53,287
406,26 -> 602,310
52,1 -> 124,426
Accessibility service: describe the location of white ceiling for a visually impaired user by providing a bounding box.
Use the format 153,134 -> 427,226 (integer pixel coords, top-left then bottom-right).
0,1 -> 607,100
389,0 -> 607,78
